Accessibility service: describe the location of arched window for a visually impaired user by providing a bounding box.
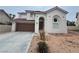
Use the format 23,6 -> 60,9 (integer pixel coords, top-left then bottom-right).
54,18 -> 57,22
53,15 -> 60,23
53,15 -> 61,28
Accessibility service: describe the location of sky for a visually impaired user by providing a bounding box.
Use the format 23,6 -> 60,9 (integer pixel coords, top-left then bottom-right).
0,6 -> 79,21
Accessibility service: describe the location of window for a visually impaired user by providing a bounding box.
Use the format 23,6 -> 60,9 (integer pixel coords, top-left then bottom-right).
53,15 -> 60,28
30,13 -> 33,17
53,17 -> 59,29
54,18 -> 57,22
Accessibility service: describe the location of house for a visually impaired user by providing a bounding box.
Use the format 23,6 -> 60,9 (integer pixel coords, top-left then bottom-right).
76,12 -> 79,26
0,9 -> 11,24
12,6 -> 68,34
0,9 -> 12,33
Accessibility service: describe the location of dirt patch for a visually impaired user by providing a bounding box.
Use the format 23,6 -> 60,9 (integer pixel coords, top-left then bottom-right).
28,31 -> 79,53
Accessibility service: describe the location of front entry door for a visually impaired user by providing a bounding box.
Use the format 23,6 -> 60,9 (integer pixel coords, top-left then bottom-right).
39,17 -> 44,31
39,21 -> 44,30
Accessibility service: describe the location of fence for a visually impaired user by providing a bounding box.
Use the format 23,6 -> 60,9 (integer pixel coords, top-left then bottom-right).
68,26 -> 79,30
0,25 -> 11,33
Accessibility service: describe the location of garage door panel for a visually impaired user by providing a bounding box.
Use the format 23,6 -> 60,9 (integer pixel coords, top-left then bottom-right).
16,23 -> 34,32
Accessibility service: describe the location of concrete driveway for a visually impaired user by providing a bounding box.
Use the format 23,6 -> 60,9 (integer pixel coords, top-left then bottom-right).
0,32 -> 34,53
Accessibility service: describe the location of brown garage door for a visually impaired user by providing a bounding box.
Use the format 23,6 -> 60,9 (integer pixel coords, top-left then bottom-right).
16,22 -> 34,32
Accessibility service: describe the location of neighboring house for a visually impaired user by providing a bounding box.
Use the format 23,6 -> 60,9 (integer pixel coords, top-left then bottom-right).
0,9 -> 11,24
76,12 -> 79,26
12,6 -> 68,33
67,20 -> 75,26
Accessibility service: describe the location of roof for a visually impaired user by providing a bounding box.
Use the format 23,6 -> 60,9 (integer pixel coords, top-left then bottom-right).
15,18 -> 27,21
25,10 -> 46,14
0,9 -> 11,19
16,6 -> 68,22
18,12 -> 27,14
19,6 -> 68,14
33,11 -> 46,14
15,18 -> 35,23
25,10 -> 34,13
46,6 -> 68,14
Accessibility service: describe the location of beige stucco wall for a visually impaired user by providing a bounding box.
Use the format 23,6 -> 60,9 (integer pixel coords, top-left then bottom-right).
46,10 -> 67,33
18,13 -> 35,20
35,13 -> 46,33
0,25 -> 11,33
0,11 -> 10,24
76,14 -> 79,26
17,9 -> 68,33
11,22 -> 16,32
34,10 -> 67,33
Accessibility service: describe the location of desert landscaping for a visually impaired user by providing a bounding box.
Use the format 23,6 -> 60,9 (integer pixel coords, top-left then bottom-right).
28,31 -> 79,53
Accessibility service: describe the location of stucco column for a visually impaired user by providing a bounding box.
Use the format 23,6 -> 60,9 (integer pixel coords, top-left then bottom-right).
11,22 -> 16,32
35,17 -> 39,34
44,17 -> 48,35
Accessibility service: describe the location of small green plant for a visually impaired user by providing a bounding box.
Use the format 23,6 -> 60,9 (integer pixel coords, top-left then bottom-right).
37,42 -> 48,53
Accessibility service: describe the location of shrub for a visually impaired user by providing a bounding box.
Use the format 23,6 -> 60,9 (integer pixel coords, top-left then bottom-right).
37,42 -> 48,53
39,31 -> 46,41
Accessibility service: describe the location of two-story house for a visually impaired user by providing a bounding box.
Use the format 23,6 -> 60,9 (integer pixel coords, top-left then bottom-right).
12,6 -> 68,34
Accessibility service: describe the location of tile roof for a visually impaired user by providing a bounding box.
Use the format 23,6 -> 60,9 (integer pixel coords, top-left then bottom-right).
15,18 -> 35,23
34,11 -> 46,14
23,6 -> 68,14
25,10 -> 34,13
25,10 -> 46,14
16,6 -> 68,22
15,18 -> 27,21
15,18 -> 35,21
18,12 -> 27,14
46,6 -> 68,14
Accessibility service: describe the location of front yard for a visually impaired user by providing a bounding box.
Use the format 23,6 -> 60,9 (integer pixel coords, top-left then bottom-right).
28,31 -> 79,53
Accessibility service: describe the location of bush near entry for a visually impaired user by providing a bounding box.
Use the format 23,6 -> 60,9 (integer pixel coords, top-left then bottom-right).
37,41 -> 48,53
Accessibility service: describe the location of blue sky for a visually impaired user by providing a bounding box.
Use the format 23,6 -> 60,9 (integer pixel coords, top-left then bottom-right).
0,6 -> 79,21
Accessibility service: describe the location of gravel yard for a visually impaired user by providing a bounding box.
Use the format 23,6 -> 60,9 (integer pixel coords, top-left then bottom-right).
28,31 -> 79,53
0,32 -> 34,53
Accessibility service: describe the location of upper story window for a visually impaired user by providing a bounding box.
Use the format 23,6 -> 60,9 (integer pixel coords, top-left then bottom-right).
18,13 -> 27,18
30,13 -> 33,17
54,18 -> 57,22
